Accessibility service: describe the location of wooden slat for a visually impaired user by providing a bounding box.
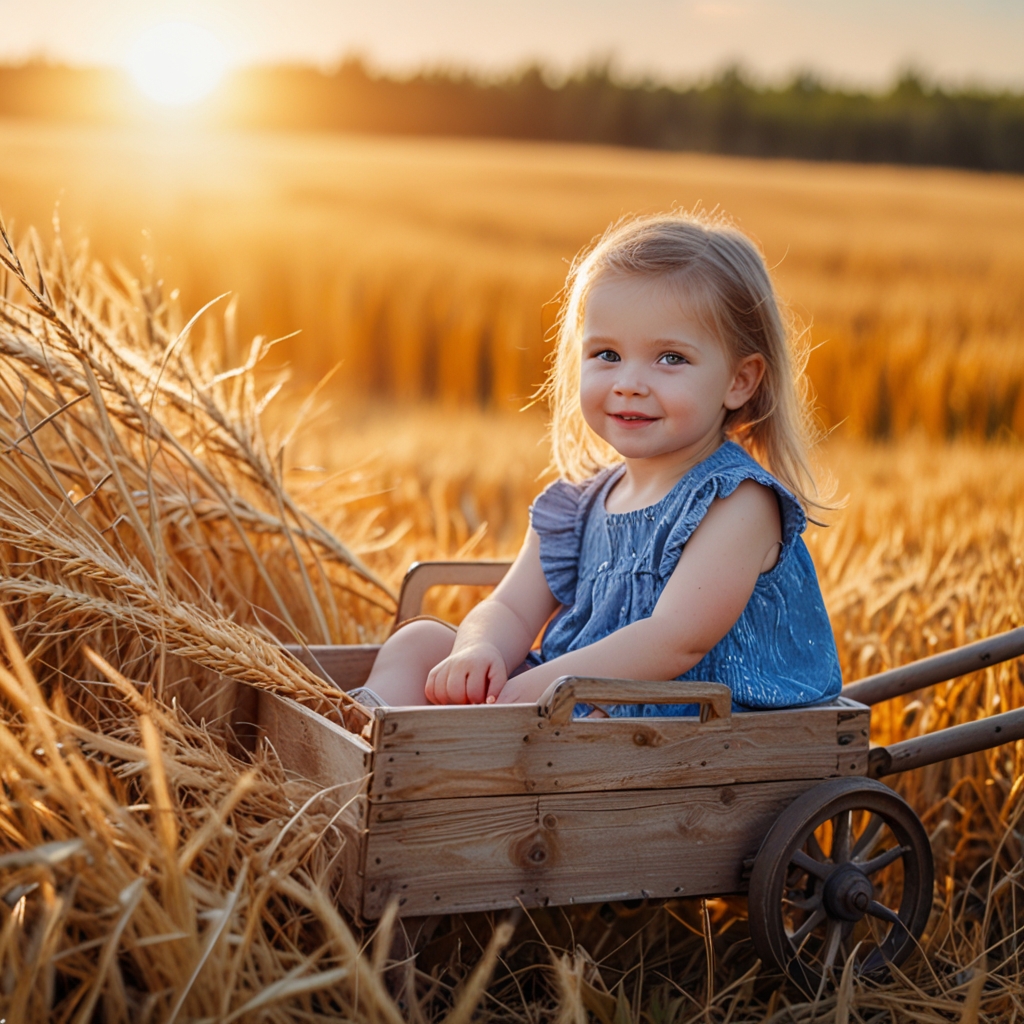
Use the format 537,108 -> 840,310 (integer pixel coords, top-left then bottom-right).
361,778 -> 815,918
229,678 -> 261,754
258,690 -> 375,919
282,644 -> 380,690
395,560 -> 512,624
542,676 -> 732,725
370,698 -> 870,803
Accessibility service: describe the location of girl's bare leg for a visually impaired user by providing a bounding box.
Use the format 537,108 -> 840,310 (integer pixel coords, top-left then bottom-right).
362,620 -> 456,706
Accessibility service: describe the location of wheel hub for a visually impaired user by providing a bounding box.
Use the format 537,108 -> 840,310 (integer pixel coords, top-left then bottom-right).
822,864 -> 873,922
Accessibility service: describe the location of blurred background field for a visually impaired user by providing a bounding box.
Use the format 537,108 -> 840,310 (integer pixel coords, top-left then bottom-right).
2,118 -> 1024,440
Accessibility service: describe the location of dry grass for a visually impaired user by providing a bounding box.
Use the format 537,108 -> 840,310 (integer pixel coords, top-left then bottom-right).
2,121 -> 1023,438
0,219 -> 1021,1022
0,220 -> 420,1021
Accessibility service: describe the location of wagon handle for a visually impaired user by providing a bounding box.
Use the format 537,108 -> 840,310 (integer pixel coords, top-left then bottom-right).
540,676 -> 732,726
395,560 -> 513,625
843,625 -> 1024,706
868,705 -> 1024,778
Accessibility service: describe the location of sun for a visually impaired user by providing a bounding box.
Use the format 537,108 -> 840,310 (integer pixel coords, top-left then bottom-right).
127,22 -> 228,107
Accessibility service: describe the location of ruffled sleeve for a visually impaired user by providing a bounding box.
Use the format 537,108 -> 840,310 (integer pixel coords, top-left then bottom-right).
529,480 -> 586,605
656,455 -> 807,581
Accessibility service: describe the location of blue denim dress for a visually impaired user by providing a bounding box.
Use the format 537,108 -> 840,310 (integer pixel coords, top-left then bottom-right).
528,441 -> 842,717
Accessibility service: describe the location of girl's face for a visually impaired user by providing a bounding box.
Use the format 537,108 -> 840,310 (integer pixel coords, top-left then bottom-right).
579,272 -> 764,462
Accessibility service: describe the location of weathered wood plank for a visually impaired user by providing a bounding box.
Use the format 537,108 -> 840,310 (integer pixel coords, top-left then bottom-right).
259,690 -> 374,785
396,560 -> 512,624
229,677 -> 261,754
282,644 -> 380,690
836,699 -> 871,774
542,676 -> 732,724
370,698 -> 870,802
258,690 -> 375,918
361,778 -> 815,918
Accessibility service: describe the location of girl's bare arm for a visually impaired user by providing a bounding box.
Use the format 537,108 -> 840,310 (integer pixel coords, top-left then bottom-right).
494,480 -> 782,704
425,527 -> 559,704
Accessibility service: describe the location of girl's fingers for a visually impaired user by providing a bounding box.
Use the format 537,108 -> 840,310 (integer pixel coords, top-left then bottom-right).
426,664 -> 448,704
429,660 -> 461,705
485,663 -> 509,700
462,665 -> 480,704
428,651 -> 508,705
445,669 -> 468,705
466,665 -> 490,705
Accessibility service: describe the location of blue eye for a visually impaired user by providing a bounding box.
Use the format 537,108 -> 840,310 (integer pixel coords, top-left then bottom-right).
659,352 -> 688,365
595,350 -> 621,362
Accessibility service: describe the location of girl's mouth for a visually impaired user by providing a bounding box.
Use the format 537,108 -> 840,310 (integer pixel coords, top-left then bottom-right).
609,412 -> 657,428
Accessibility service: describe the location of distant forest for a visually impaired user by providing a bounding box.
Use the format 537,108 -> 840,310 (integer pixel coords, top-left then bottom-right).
3,59 -> 1024,173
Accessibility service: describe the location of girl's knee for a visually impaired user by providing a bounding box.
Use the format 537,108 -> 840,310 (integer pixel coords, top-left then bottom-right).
384,619 -> 456,660
367,619 -> 456,704
390,618 -> 454,644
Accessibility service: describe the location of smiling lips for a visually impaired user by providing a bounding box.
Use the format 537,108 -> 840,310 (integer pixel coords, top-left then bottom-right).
609,411 -> 659,428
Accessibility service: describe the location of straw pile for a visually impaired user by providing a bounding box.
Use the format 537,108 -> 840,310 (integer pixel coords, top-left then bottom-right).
0,220 -> 468,1021
1,220 -> 1023,1022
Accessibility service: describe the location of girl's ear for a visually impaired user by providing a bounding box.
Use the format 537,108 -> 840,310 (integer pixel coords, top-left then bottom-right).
724,354 -> 766,410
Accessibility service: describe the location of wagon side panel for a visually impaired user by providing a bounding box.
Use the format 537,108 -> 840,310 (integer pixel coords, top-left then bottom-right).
835,699 -> 870,774
361,778 -> 814,918
259,691 -> 374,920
370,700 -> 870,803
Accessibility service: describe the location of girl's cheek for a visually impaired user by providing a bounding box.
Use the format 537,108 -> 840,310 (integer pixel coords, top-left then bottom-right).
579,375 -> 606,434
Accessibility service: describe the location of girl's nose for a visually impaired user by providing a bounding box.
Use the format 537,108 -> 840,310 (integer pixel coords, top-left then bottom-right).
613,374 -> 650,396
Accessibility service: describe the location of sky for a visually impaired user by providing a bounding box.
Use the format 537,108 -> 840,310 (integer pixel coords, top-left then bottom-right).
2,0 -> 1023,90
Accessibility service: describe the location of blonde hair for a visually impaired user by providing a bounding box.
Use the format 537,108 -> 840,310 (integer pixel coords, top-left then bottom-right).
540,210 -> 828,517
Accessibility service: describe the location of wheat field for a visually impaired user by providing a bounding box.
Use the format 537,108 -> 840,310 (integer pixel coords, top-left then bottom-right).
2,117 -> 1023,438
0,122 -> 1022,1021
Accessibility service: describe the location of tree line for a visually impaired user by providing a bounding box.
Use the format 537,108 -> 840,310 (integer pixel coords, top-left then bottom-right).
3,59 -> 1023,173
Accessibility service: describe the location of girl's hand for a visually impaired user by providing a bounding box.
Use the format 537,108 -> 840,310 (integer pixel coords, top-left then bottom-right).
425,643 -> 508,705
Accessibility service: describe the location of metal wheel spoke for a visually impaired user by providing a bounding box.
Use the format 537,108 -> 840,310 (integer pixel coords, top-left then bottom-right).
787,906 -> 826,946
852,813 -> 885,862
783,892 -> 822,912
838,919 -> 855,963
819,919 -> 843,972
792,849 -> 832,881
865,900 -> 907,932
807,830 -> 828,863
860,844 -> 910,877
832,811 -> 853,864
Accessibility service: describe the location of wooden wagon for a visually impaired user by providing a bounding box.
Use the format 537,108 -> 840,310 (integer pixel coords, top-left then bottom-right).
253,561 -> 1024,993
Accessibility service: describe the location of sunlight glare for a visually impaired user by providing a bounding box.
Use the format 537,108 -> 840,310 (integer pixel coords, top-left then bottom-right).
127,22 -> 228,107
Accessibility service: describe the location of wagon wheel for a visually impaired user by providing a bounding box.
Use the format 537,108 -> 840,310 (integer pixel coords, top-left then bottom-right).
748,777 -> 933,996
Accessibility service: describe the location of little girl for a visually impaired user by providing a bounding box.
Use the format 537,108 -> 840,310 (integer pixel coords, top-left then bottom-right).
356,212 -> 842,715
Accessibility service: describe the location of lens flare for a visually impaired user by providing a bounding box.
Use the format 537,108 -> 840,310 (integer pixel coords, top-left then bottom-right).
127,22 -> 228,107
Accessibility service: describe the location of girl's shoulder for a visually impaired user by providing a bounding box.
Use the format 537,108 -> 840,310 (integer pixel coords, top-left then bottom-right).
681,440 -> 806,536
648,442 -> 808,579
